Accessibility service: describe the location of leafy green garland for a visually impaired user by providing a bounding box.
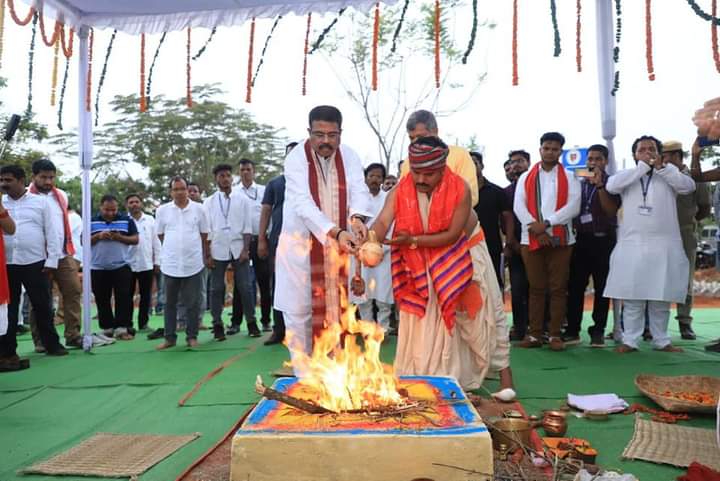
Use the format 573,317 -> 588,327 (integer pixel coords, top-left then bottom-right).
390,0 -> 410,54
192,26 -> 216,60
550,0 -> 561,57
686,0 -> 720,25
145,32 -> 167,108
461,0 -> 478,64
252,16 -> 282,87
94,29 -> 117,126
309,8 -> 345,54
56,55 -> 70,130
612,0 -> 621,96
25,12 -> 38,118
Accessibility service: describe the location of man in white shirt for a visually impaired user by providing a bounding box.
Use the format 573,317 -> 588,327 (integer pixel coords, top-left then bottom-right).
126,193 -> 161,331
604,136 -> 695,353
28,159 -> 82,349
235,159 -> 271,333
204,164 -> 257,341
514,132 -> 581,351
0,165 -> 67,362
155,177 -> 211,349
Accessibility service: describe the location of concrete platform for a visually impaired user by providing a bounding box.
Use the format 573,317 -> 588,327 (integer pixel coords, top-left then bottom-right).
231,375 -> 493,481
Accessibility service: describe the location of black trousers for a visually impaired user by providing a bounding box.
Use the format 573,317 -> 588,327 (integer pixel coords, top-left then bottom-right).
486,241 -> 504,290
566,233 -> 615,337
232,237 -> 272,326
132,269 -> 154,329
1,261 -> 62,358
269,247 -> 284,335
508,252 -> 529,339
91,265 -> 133,331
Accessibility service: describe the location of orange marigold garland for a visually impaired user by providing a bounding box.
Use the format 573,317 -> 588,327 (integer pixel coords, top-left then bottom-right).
434,0 -> 441,88
186,27 -> 193,108
86,28 -> 93,112
246,18 -> 255,103
50,41 -> 59,105
38,10 -> 60,47
512,0 -> 518,86
7,0 -> 34,26
372,3 -> 380,91
302,13 -> 312,96
645,0 -> 655,81
140,33 -> 147,112
713,0 -> 720,73
60,26 -> 74,58
576,0 -> 582,72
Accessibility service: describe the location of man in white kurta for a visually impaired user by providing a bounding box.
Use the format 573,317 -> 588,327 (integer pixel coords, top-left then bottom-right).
274,106 -> 371,377
351,163 -> 394,330
604,136 -> 695,353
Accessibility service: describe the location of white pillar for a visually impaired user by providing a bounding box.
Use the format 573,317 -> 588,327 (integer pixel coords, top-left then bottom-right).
77,26 -> 94,352
595,0 -> 617,173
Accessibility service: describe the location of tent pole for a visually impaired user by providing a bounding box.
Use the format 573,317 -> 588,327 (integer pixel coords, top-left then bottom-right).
77,25 -> 94,352
595,0 -> 617,174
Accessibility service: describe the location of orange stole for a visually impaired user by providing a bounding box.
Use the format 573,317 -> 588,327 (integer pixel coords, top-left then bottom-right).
391,170 -> 474,331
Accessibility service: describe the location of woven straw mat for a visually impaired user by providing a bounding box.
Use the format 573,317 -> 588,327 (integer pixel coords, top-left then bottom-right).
622,417 -> 720,470
635,374 -> 720,413
21,432 -> 200,478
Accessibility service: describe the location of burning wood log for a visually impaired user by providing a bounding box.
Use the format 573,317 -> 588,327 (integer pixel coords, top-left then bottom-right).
255,375 -> 334,414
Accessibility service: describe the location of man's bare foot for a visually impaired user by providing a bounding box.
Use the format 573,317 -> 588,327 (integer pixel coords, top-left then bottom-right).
187,339 -> 199,348
615,344 -> 638,354
155,341 -> 176,351
655,344 -> 683,353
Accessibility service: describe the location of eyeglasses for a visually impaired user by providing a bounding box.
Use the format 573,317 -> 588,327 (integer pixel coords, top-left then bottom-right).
310,131 -> 341,141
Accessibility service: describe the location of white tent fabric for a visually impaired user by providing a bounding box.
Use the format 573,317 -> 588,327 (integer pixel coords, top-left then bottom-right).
29,0 -> 390,34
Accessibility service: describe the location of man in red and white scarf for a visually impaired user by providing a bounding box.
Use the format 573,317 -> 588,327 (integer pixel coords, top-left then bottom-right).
513,132 -> 581,351
29,159 -> 83,350
274,106 -> 372,377
0,193 -> 14,339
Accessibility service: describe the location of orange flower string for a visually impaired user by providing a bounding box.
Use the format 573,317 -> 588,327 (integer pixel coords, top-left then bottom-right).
86,28 -> 93,112
576,0 -> 582,72
50,41 -> 59,105
60,26 -> 74,58
38,10 -> 60,47
140,33 -> 147,112
434,0 -> 441,88
302,13 -> 312,96
7,0 -> 34,26
246,18 -> 255,103
186,27 -> 193,108
372,2 -> 380,91
512,0 -> 518,86
645,0 -> 655,81
713,0 -> 720,73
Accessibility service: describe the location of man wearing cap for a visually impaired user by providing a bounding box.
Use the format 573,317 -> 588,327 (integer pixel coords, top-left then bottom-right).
662,140 -> 711,341
604,136 -> 695,353
368,136 -> 514,393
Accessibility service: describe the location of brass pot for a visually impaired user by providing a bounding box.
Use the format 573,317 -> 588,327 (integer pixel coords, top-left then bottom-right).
542,410 -> 568,437
488,417 -> 532,452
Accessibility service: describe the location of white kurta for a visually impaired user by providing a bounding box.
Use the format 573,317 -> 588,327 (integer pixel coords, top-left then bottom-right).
350,189 -> 393,305
274,143 -> 371,316
603,162 -> 695,303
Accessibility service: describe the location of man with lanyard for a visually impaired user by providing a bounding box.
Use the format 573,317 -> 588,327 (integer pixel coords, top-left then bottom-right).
564,145 -> 620,347
274,105 -> 371,377
604,136 -> 695,353
204,164 -> 256,340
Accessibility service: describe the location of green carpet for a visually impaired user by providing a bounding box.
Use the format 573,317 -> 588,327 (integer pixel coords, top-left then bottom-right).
0,308 -> 717,481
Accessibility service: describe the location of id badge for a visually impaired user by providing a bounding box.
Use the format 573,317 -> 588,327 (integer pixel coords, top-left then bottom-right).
637,205 -> 653,216
580,213 -> 593,224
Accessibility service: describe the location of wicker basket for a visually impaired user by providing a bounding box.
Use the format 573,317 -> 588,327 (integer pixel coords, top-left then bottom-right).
635,374 -> 720,413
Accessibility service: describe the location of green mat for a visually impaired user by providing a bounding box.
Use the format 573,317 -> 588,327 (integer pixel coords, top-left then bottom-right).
0,308 -> 717,481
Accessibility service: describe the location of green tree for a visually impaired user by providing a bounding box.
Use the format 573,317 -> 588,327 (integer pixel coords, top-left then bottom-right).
52,84 -> 287,200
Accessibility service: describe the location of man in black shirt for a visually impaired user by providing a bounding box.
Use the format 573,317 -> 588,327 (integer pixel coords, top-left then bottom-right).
470,152 -> 514,289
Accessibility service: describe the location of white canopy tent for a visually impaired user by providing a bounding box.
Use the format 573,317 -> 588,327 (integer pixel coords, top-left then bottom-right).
18,0 -> 617,351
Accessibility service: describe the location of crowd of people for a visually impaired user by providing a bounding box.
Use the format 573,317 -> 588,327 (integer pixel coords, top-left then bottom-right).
0,100 -> 719,382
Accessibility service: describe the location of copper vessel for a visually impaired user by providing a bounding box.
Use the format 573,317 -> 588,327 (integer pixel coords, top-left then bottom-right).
541,410 -> 568,437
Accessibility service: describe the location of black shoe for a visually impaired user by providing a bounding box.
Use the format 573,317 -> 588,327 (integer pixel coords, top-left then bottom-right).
642,329 -> 653,341
589,332 -> 605,348
261,323 -> 272,332
147,328 -> 165,340
65,337 -> 83,349
561,334 -> 581,346
213,325 -> 226,342
46,347 -> 69,356
15,324 -> 30,335
264,332 -> 285,345
705,341 -> 720,352
679,324 -> 696,340
226,324 -> 240,336
388,327 -> 398,336
247,324 -> 262,338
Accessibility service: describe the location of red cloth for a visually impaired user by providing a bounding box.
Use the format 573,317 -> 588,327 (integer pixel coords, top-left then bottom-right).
524,162 -> 569,251
29,184 -> 75,256
677,462 -> 720,481
391,168 -> 473,331
304,140 -> 348,341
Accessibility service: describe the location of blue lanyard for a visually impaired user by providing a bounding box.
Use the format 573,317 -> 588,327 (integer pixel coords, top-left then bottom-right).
218,193 -> 231,224
582,182 -> 597,214
639,171 -> 653,206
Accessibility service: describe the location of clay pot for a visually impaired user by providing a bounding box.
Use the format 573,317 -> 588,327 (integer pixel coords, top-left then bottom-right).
542,410 -> 568,437
359,230 -> 384,267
